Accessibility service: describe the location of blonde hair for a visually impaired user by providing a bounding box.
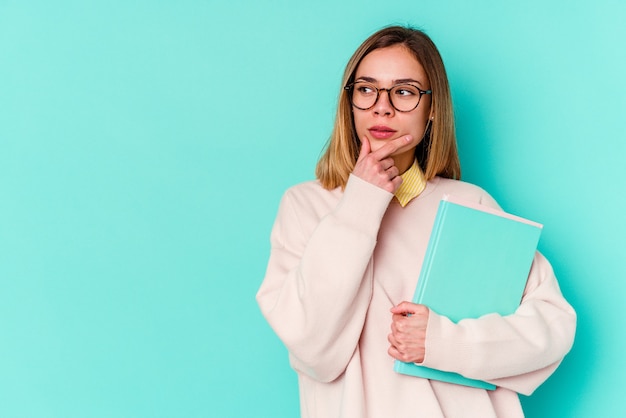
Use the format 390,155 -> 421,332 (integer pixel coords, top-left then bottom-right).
316,26 -> 461,189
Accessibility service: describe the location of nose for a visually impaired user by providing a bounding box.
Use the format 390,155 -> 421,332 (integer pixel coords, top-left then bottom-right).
373,89 -> 394,116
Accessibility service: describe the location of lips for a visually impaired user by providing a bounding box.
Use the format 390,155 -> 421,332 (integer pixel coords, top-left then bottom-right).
368,125 -> 397,140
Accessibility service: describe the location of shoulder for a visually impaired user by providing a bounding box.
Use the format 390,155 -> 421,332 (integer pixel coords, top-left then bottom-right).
426,177 -> 500,209
282,180 -> 342,205
277,180 -> 343,221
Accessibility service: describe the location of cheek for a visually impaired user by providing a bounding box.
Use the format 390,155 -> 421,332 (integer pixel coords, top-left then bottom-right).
352,113 -> 367,136
406,114 -> 429,137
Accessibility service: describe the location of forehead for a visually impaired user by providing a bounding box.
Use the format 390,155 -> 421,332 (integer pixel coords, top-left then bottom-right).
355,44 -> 427,85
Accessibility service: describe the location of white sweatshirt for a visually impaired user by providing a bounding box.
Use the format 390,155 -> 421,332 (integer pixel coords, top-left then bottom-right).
257,175 -> 576,418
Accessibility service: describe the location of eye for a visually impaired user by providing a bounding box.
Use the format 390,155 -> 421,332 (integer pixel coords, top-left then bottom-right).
393,85 -> 419,97
355,82 -> 376,95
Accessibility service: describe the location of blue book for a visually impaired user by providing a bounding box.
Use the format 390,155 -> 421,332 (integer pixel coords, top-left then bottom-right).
393,195 -> 543,390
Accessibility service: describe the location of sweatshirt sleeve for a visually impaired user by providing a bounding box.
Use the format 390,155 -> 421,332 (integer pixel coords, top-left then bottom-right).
256,175 -> 393,383
420,251 -> 576,395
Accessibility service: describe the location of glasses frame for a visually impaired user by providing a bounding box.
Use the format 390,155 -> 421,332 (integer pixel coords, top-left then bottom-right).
344,81 -> 432,113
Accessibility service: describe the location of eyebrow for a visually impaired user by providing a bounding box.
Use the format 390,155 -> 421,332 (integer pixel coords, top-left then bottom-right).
356,76 -> 425,87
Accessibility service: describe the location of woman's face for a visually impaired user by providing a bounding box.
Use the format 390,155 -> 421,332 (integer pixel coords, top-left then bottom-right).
352,44 -> 432,173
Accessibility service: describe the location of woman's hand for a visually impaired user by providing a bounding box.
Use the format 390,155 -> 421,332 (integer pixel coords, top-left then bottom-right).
352,136 -> 413,194
388,301 -> 429,363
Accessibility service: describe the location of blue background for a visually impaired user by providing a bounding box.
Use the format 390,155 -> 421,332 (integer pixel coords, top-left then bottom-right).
1,0 -> 624,416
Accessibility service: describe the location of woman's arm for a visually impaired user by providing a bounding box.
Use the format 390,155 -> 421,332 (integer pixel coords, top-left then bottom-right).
257,135 -> 415,382
417,252 -> 576,394
257,175 -> 392,382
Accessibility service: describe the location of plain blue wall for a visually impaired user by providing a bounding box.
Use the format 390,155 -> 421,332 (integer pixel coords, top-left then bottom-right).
1,1 -> 624,416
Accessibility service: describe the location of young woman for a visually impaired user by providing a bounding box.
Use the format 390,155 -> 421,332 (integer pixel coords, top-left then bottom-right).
256,26 -> 576,418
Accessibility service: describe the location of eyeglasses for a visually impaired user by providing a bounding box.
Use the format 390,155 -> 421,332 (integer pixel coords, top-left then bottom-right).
344,81 -> 432,112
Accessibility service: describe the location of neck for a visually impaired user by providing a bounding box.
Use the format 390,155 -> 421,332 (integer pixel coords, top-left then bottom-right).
396,153 -> 416,174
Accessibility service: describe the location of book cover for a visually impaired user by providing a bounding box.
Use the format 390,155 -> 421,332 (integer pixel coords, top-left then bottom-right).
393,195 -> 543,390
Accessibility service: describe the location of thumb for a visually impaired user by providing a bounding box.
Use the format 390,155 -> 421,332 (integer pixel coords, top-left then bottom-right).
357,136 -> 370,162
391,301 -> 419,315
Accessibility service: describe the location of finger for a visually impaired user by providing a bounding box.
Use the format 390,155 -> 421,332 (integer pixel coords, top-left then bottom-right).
370,135 -> 413,160
391,175 -> 403,189
389,341 -> 411,360
386,165 -> 400,180
391,313 -> 408,326
357,136 -> 371,162
387,336 -> 404,357
379,157 -> 395,171
388,345 -> 402,361
392,301 -> 429,315
390,301 -> 418,315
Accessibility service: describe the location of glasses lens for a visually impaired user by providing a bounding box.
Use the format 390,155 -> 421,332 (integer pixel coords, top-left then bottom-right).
351,82 -> 378,109
350,82 -> 422,111
389,84 -> 421,112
